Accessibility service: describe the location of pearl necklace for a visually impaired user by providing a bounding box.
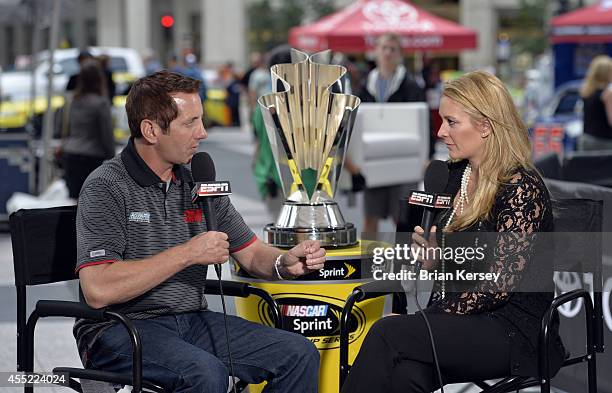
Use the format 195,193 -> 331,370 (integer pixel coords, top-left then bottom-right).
440,163 -> 472,298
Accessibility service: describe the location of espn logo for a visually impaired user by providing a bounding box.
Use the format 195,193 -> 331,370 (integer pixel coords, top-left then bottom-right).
192,181 -> 232,200
409,192 -> 434,205
408,191 -> 452,209
434,195 -> 452,209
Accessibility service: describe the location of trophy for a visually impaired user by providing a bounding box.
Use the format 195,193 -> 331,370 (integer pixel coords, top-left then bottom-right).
258,49 -> 360,248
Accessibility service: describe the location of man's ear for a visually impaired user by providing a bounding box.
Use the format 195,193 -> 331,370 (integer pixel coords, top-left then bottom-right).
140,119 -> 159,144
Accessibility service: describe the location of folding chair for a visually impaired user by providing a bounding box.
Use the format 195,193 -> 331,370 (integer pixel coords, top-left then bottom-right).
338,198 -> 604,392
11,205 -> 282,393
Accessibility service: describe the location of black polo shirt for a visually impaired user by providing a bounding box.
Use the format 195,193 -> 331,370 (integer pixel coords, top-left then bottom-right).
73,138 -> 256,355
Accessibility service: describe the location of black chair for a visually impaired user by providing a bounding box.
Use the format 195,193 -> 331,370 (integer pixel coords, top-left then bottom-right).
534,152 -> 563,181
11,205 -> 282,393
339,198 -> 604,392
562,151 -> 612,188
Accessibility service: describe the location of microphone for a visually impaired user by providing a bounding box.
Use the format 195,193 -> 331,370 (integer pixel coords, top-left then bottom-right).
191,152 -> 232,278
191,152 -> 239,392
408,160 -> 451,240
406,160 -> 450,393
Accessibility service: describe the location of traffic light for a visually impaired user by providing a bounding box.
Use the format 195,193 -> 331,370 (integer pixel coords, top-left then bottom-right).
161,14 -> 174,29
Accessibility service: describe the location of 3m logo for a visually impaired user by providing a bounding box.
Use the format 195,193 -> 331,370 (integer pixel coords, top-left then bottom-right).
184,209 -> 203,223
128,211 -> 150,223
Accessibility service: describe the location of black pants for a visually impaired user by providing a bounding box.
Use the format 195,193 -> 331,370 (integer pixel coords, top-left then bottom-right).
62,153 -> 105,199
341,313 -> 511,393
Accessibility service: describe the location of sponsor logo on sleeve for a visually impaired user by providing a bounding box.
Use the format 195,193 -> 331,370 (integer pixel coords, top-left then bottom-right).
128,211 -> 150,223
90,249 -> 105,258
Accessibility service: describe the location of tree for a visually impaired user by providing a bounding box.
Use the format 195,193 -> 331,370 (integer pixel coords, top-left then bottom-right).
513,0 -> 548,57
247,0 -> 336,53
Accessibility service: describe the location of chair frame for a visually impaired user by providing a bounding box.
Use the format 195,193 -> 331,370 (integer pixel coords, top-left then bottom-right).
11,206 -> 282,393
338,199 -> 605,393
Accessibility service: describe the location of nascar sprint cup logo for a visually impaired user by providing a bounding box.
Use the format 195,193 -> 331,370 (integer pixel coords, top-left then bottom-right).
259,294 -> 366,350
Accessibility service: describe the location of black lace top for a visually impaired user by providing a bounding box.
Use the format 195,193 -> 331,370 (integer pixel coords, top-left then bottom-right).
425,160 -> 565,377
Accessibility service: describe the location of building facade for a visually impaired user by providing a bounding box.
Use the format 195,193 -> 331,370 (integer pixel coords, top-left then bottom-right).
0,0 -> 247,70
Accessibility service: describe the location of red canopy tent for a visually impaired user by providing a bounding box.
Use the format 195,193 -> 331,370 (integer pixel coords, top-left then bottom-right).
288,0 -> 477,53
551,0 -> 612,44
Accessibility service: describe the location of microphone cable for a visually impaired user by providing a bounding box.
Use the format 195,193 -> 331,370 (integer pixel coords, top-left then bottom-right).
214,264 -> 238,393
412,260 -> 445,393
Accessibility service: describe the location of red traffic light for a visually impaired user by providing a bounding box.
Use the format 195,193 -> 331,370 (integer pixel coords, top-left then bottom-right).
161,15 -> 174,28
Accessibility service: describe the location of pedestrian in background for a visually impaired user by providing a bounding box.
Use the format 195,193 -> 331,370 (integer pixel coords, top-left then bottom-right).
224,62 -> 242,127
183,53 -> 207,102
357,33 -> 426,233
60,59 -> 115,199
98,54 -> 116,100
580,55 -> 612,151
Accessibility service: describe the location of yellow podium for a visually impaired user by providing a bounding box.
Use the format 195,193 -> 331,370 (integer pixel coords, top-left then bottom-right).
232,240 -> 386,393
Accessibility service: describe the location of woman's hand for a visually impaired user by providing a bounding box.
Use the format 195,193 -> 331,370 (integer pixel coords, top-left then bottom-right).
411,225 -> 439,270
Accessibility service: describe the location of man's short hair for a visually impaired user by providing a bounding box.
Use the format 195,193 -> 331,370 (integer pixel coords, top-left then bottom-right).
126,71 -> 200,138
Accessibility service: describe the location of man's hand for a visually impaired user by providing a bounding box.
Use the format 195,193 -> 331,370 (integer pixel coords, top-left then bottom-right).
281,240 -> 326,277
181,231 -> 230,266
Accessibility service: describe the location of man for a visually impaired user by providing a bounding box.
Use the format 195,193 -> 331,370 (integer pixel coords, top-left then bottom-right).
66,50 -> 94,91
73,71 -> 324,393
357,33 -> 426,233
182,53 -> 207,102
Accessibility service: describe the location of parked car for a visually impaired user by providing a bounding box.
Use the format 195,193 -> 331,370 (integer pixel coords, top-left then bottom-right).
531,80 -> 583,158
202,69 -> 231,128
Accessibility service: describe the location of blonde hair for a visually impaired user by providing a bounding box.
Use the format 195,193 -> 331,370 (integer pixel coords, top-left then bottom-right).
442,71 -> 534,231
580,55 -> 612,98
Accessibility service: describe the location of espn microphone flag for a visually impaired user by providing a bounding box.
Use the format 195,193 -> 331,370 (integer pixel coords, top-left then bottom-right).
408,192 -> 452,209
408,160 -> 451,240
191,152 -> 232,202
192,181 -> 232,202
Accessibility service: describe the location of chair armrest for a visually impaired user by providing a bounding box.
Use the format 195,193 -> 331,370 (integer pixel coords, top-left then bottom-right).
539,289 -> 594,380
339,280 -> 401,389
35,300 -> 106,320
27,302 -> 145,393
352,280 -> 403,302
204,279 -> 282,329
204,279 -> 250,297
53,367 -> 165,393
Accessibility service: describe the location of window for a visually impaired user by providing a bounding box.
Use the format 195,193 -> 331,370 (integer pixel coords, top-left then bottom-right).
108,57 -> 128,72
554,90 -> 580,115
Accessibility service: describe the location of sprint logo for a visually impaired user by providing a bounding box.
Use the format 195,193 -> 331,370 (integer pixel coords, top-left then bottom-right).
319,262 -> 356,279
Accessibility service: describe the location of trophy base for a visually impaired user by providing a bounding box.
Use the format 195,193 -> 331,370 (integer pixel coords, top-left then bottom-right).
265,199 -> 357,247
264,224 -> 357,248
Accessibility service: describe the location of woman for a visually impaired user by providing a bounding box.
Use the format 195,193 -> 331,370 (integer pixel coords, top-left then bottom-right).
341,71 -> 565,393
580,55 -> 612,151
61,59 -> 115,198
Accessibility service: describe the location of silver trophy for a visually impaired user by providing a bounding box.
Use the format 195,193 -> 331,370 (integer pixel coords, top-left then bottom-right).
258,49 -> 361,248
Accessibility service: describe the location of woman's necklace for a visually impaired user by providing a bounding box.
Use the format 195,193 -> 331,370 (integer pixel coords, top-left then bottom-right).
440,163 -> 472,299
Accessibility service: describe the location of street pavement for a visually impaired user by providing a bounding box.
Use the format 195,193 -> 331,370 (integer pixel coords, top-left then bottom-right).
0,128 -> 556,392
